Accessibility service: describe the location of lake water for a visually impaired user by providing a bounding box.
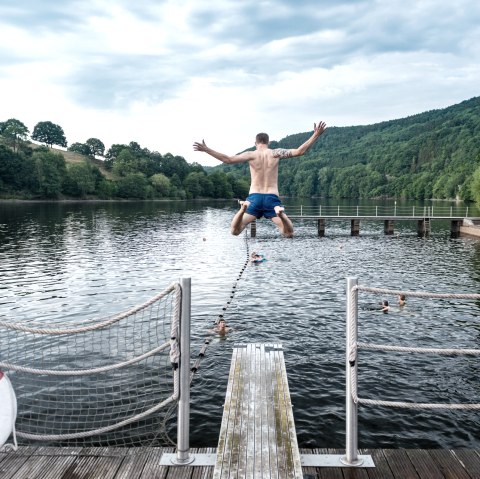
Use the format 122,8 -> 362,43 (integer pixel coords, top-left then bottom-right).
1,199 -> 480,449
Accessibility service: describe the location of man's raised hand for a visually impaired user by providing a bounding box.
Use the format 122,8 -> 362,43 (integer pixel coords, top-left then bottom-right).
313,121 -> 327,137
193,140 -> 208,152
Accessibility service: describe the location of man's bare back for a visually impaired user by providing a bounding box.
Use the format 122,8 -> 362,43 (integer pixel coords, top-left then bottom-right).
193,121 -> 326,237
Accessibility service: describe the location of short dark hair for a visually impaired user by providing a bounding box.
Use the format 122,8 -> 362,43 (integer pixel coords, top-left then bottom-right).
255,133 -> 269,144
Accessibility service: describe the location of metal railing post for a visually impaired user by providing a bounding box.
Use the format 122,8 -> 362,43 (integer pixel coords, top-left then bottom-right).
175,277 -> 194,464
342,277 -> 363,466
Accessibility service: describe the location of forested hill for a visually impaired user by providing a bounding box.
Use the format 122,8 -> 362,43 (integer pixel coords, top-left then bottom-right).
220,96 -> 480,200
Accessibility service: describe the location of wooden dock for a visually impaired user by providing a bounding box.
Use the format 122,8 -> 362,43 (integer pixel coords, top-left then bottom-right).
249,216 -> 478,238
2,446 -> 480,478
214,343 -> 302,478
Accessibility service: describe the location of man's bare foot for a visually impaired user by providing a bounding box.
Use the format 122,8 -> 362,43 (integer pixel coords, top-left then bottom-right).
239,200 -> 250,211
274,205 -> 285,216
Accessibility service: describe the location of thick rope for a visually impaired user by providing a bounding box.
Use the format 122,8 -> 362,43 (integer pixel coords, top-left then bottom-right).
0,283 -> 178,335
357,398 -> 480,410
355,285 -> 480,300
171,282 -> 181,400
357,342 -> 480,356
0,341 -> 170,375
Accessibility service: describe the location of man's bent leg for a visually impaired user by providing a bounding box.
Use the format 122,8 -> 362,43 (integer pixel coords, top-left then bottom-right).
230,201 -> 256,235
272,206 -> 294,238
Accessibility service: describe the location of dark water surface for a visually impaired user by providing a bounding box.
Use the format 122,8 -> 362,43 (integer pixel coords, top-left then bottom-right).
1,199 -> 480,449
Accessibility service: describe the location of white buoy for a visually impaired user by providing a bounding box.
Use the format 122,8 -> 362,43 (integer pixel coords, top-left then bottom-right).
0,371 -> 17,448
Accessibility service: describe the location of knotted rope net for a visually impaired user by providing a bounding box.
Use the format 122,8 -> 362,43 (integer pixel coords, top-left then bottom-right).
0,282 -> 181,447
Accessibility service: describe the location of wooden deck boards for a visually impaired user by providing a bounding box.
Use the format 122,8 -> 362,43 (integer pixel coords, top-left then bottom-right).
2,447 -> 480,478
213,343 -> 303,478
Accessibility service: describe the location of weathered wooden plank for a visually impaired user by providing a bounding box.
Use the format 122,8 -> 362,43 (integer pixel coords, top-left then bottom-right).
64,446 -> 124,479
191,447 -> 215,479
214,345 -> 241,478
359,448 -> 395,479
0,446 -> 38,479
4,446 -> 81,479
404,449 -> 447,479
315,448 -> 343,479
245,344 -> 256,479
383,449 -> 421,479
427,449 -> 472,479
141,446 -> 172,479
265,345 -> 279,479
253,344 -> 263,478
273,347 -> 302,478
451,449 -> 480,478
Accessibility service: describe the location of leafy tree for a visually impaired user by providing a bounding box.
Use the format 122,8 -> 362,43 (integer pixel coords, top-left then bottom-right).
117,172 -> 148,198
210,171 -> 233,198
32,121 -> 67,148
0,145 -> 36,192
150,173 -> 171,197
32,148 -> 67,198
64,162 -> 98,197
1,118 -> 29,152
86,138 -> 105,157
68,142 -> 92,156
184,172 -> 203,198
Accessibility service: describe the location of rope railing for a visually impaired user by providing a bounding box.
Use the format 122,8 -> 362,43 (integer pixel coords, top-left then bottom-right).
0,281 -> 183,447
344,278 -> 480,465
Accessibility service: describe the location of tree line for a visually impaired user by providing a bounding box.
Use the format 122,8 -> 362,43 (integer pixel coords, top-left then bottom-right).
220,96 -> 480,207
2,97 -> 480,206
0,119 -> 249,200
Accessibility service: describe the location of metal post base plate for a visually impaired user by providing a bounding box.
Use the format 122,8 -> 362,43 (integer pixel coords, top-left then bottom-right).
301,454 -> 375,468
159,453 -> 216,466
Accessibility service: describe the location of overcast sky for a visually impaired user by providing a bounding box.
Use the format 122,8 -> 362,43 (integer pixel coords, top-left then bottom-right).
1,0 -> 479,166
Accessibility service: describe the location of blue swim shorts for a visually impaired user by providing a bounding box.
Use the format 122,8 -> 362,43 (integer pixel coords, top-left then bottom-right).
245,193 -> 283,219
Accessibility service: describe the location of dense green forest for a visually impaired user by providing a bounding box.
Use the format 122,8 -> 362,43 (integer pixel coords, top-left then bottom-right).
0,120 -> 249,200
220,96 -> 480,204
2,96 -> 480,203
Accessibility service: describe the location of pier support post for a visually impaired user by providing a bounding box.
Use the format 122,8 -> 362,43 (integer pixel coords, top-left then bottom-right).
174,278 -> 194,464
384,220 -> 394,235
317,218 -> 325,237
343,277 -> 363,466
451,220 -> 461,238
351,219 -> 360,236
417,218 -> 430,237
250,220 -> 256,238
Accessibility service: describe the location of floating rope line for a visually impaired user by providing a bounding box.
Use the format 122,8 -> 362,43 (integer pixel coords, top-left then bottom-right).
190,229 -> 251,378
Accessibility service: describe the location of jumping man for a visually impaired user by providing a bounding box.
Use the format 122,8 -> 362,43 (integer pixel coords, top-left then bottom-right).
193,121 -> 327,237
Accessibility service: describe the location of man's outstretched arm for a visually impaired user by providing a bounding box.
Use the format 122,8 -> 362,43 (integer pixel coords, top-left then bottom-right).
274,121 -> 327,158
193,140 -> 254,164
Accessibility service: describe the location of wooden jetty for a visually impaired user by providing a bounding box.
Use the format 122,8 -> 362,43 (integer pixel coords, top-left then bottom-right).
2,446 -> 480,478
250,216 -> 473,238
214,343 -> 302,478
2,342 -> 480,478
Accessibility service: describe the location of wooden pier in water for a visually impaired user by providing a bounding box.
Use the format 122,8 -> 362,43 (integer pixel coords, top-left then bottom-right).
2,343 -> 480,478
248,205 -> 480,238
250,215 -> 474,238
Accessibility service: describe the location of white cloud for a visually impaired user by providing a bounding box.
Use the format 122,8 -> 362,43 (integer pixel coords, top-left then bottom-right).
0,0 -> 479,167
